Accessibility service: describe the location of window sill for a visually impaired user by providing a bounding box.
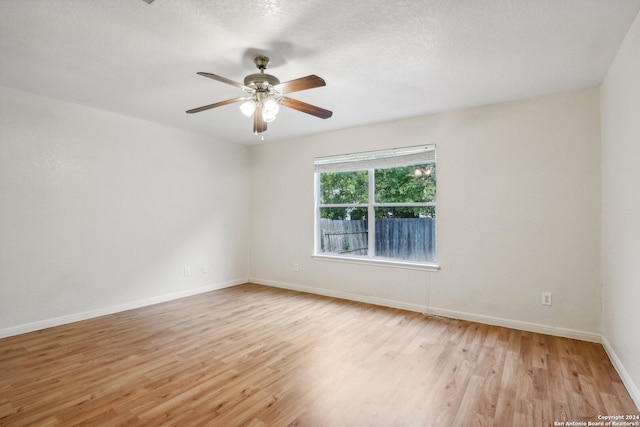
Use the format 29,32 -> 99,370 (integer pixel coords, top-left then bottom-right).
312,254 -> 440,271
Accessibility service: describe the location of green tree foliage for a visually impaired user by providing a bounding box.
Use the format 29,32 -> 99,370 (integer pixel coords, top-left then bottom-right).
375,164 -> 436,218
319,164 -> 436,220
320,207 -> 368,220
319,171 -> 367,220
319,171 -> 368,204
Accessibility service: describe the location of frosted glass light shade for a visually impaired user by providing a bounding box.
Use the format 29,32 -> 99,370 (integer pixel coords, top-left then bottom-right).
239,99 -> 256,117
262,96 -> 279,122
262,97 -> 280,114
263,110 -> 277,122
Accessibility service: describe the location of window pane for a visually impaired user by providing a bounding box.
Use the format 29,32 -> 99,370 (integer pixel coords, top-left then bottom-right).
320,171 -> 368,204
318,208 -> 368,256
375,164 -> 436,203
374,207 -> 436,263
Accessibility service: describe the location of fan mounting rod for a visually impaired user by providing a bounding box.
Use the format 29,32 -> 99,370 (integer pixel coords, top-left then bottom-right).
244,56 -> 280,87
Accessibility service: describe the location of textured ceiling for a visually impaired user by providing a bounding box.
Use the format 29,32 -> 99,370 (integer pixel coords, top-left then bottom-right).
1,0 -> 639,145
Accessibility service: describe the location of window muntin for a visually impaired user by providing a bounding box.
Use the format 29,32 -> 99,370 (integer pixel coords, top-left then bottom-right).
315,146 -> 436,265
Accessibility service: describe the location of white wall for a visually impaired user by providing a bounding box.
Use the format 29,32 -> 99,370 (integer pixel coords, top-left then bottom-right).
600,11 -> 640,407
250,88 -> 602,340
0,87 -> 250,336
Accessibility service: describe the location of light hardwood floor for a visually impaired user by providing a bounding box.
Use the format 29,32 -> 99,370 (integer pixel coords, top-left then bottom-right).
1,283 -> 638,426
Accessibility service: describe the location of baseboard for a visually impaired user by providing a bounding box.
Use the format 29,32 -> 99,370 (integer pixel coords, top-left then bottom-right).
250,278 -> 427,313
425,306 -> 601,343
250,277 -> 601,343
601,335 -> 640,410
0,278 -> 247,339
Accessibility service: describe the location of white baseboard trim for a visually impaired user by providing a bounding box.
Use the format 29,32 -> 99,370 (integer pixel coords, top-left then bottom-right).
425,306 -> 602,343
250,277 -> 602,343
601,335 -> 640,410
250,278 -> 427,313
0,278 -> 247,339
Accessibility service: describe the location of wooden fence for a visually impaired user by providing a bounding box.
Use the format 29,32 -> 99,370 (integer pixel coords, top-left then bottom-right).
320,219 -> 368,256
319,218 -> 436,262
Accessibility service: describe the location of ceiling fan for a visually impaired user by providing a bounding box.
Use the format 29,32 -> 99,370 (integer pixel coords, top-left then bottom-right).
186,56 -> 332,135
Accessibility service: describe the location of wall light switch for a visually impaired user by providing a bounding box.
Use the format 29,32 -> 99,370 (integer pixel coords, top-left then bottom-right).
203,265 -> 209,274
184,266 -> 191,277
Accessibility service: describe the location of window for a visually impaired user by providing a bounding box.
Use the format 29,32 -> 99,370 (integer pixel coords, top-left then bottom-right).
314,145 -> 436,266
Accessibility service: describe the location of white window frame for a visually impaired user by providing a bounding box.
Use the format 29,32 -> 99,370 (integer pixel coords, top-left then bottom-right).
313,145 -> 438,271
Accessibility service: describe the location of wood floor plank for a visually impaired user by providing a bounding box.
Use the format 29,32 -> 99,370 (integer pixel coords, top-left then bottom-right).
0,283 -> 637,426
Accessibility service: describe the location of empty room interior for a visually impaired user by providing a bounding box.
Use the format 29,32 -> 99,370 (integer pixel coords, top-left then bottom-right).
1,1 -> 640,425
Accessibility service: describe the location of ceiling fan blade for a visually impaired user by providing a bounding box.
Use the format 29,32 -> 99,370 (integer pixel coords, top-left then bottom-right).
253,104 -> 268,134
282,97 -> 333,119
186,97 -> 245,114
196,72 -> 252,91
274,75 -> 326,94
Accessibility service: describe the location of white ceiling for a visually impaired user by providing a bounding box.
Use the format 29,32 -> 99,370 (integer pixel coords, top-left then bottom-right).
1,0 -> 639,145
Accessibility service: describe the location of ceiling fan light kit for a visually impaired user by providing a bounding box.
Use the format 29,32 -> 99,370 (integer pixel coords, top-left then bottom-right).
187,56 -> 332,138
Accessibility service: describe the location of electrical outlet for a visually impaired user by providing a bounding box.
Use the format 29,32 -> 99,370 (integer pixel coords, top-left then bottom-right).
184,266 -> 191,277
293,263 -> 299,272
542,292 -> 552,306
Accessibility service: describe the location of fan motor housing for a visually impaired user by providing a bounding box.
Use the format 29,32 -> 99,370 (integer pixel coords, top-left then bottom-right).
244,73 -> 280,88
